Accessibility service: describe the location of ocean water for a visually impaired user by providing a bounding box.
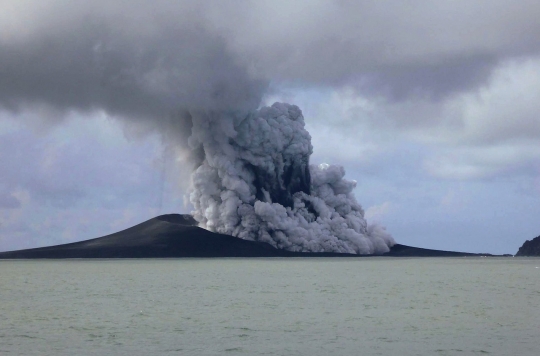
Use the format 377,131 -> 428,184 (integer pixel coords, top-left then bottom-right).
1,258 -> 539,356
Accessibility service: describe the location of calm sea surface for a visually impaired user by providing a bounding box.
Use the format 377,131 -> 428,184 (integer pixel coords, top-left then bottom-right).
1,258 -> 539,356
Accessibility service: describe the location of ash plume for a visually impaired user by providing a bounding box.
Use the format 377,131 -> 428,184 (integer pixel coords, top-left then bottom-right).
0,0 -> 399,254
188,103 -> 394,253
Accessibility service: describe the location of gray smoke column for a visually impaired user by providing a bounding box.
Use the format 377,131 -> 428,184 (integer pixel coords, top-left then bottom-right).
188,103 -> 394,254
0,1 -> 395,254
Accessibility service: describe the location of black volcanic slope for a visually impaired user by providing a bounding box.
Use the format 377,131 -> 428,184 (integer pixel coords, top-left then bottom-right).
0,214 -> 491,259
382,243 -> 488,257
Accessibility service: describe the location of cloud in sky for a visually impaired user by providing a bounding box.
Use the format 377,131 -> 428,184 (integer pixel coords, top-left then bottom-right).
3,0 -> 540,115
1,0 -> 540,253
298,57 -> 540,181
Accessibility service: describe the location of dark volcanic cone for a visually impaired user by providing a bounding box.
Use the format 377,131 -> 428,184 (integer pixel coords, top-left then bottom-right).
0,215 -> 283,258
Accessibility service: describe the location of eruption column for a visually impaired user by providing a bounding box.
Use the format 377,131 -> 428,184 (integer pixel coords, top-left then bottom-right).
189,102 -> 394,254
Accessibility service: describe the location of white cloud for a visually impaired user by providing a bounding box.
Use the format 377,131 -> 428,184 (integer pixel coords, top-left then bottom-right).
421,58 -> 540,179
287,56 -> 540,181
424,144 -> 540,180
364,201 -> 393,223
430,57 -> 540,145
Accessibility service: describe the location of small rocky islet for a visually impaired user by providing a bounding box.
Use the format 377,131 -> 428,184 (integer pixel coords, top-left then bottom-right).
515,235 -> 540,256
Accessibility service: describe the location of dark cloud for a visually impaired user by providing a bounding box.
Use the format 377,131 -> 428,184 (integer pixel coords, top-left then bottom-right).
2,0 -> 540,122
213,0 -> 540,99
0,1 -> 267,125
356,54 -> 498,101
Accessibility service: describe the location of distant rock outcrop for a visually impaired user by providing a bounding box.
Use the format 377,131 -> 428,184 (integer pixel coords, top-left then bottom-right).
516,235 -> 540,256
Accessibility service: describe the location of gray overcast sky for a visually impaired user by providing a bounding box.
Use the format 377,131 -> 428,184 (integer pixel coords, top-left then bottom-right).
1,0 -> 539,254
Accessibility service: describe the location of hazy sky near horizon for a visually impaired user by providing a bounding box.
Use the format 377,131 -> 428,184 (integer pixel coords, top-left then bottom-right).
1,0 -> 540,254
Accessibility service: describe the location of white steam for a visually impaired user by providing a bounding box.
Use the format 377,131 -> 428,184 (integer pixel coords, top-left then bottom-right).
189,102 -> 394,254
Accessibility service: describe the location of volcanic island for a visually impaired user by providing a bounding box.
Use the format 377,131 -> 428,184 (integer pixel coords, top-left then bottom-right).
0,214 -> 498,259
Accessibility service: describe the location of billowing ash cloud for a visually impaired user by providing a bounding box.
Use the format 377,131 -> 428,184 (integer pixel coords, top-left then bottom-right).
0,1 -> 267,125
3,0 -> 540,119
188,103 -> 394,253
